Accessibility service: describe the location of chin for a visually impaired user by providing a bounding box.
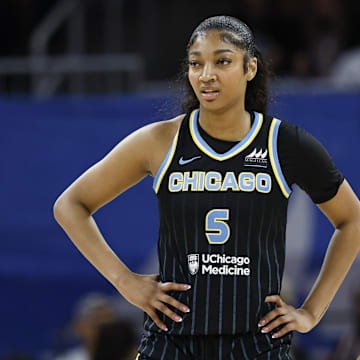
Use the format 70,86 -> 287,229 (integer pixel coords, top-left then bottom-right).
199,100 -> 231,114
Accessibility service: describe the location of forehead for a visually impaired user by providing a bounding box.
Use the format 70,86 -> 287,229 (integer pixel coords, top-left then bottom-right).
189,31 -> 242,53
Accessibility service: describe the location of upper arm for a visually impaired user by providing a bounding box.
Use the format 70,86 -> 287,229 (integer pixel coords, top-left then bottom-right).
317,179 -> 360,229
55,121 -> 166,215
279,122 -> 344,204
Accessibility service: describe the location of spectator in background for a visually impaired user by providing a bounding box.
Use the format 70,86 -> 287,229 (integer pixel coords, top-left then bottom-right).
302,0 -> 346,77
262,0 -> 310,77
250,0 -> 347,78
93,320 -> 138,360
330,47 -> 360,88
327,289 -> 360,360
54,293 -> 118,360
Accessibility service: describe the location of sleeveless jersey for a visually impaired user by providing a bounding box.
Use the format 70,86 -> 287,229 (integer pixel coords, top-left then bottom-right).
144,109 -> 293,336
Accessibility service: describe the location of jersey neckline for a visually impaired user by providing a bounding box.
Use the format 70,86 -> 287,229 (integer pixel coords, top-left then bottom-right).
189,109 -> 263,161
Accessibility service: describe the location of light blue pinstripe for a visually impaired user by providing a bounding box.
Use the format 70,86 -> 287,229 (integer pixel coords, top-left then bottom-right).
264,333 -> 273,353
240,337 -> 250,360
219,251 -> 224,334
204,189 -> 216,335
204,262 -> 211,334
191,275 -> 198,335
272,221 -> 281,295
265,212 -> 273,314
160,335 -> 168,360
253,333 -> 262,354
278,345 -> 282,360
170,257 -> 176,333
217,336 -> 222,360
246,200 -> 253,331
148,334 -> 158,357
191,196 -> 199,335
256,207 -> 265,318
180,196 -> 190,283
232,198 -> 240,334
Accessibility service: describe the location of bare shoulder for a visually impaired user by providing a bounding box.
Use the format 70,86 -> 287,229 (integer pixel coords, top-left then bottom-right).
55,113 -> 186,215
146,114 -> 184,142
145,114 -> 185,178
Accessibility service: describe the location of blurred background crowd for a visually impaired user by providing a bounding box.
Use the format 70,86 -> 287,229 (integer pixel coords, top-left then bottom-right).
1,0 -> 360,95
1,0 -> 359,360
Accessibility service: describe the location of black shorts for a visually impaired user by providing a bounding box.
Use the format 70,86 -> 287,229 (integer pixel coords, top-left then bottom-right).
136,329 -> 293,360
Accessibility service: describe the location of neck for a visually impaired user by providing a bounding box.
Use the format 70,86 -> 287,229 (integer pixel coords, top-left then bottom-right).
198,103 -> 251,141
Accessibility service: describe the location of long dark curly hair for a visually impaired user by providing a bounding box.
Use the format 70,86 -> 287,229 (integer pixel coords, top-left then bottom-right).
179,15 -> 270,115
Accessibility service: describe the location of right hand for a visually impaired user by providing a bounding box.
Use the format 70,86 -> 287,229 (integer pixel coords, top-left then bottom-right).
118,272 -> 191,331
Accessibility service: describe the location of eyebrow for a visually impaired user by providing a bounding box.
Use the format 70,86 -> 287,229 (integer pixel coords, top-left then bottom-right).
189,49 -> 235,56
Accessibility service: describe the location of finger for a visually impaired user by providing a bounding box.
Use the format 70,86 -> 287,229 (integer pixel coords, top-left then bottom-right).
272,323 -> 294,339
260,315 -> 291,334
147,309 -> 168,331
161,294 -> 190,313
264,295 -> 283,306
160,282 -> 191,292
258,306 -> 286,327
155,301 -> 184,323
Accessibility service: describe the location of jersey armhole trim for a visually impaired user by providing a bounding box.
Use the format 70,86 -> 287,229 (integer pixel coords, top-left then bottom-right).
153,129 -> 180,194
268,118 -> 292,198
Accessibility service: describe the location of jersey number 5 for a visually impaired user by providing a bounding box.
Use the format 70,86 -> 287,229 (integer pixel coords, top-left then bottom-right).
205,209 -> 230,244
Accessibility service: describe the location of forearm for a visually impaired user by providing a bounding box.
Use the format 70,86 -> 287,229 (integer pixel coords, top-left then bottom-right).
301,220 -> 360,324
53,198 -> 133,291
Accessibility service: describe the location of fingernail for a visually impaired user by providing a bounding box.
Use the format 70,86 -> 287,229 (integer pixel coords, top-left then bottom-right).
261,327 -> 269,333
258,320 -> 265,326
272,334 -> 278,339
185,285 -> 191,290
176,316 -> 183,322
163,326 -> 168,331
183,306 -> 190,312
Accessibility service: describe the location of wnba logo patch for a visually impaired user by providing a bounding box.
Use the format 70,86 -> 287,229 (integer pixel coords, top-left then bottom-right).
187,254 -> 199,275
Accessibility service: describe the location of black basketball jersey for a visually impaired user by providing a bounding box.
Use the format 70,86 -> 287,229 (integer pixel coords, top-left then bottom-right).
144,109 -> 293,336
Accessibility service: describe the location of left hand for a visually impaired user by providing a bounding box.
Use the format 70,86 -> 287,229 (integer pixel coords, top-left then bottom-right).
258,295 -> 317,338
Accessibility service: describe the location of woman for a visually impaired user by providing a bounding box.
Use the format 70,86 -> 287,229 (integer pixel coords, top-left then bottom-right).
54,16 -> 360,359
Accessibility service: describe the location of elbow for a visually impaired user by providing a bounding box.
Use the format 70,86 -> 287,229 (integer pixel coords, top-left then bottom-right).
352,220 -> 360,251
53,196 -> 68,224
354,218 -> 360,246
53,194 -> 91,224
337,215 -> 360,250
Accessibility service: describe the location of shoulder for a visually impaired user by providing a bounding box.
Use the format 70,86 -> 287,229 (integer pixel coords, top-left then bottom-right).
274,117 -> 344,203
276,118 -> 323,157
276,119 -> 298,143
146,114 -> 185,143
275,117 -> 334,172
140,113 -> 186,177
124,113 -> 185,156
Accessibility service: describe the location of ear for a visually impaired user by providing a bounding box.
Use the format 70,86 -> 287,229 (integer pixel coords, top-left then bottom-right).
246,57 -> 258,81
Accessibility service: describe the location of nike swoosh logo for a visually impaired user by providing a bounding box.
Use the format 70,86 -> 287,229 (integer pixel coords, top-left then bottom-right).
179,155 -> 202,165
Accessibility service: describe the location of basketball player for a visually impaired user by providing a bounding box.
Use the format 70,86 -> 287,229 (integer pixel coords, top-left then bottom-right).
53,16 -> 360,359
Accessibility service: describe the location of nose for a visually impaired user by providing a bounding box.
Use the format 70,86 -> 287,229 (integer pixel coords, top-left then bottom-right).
199,63 -> 216,82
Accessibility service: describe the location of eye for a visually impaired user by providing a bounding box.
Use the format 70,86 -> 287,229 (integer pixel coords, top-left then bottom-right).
188,60 -> 200,68
217,58 -> 231,65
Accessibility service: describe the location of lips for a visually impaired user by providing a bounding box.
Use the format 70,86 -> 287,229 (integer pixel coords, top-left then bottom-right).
200,88 -> 220,100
